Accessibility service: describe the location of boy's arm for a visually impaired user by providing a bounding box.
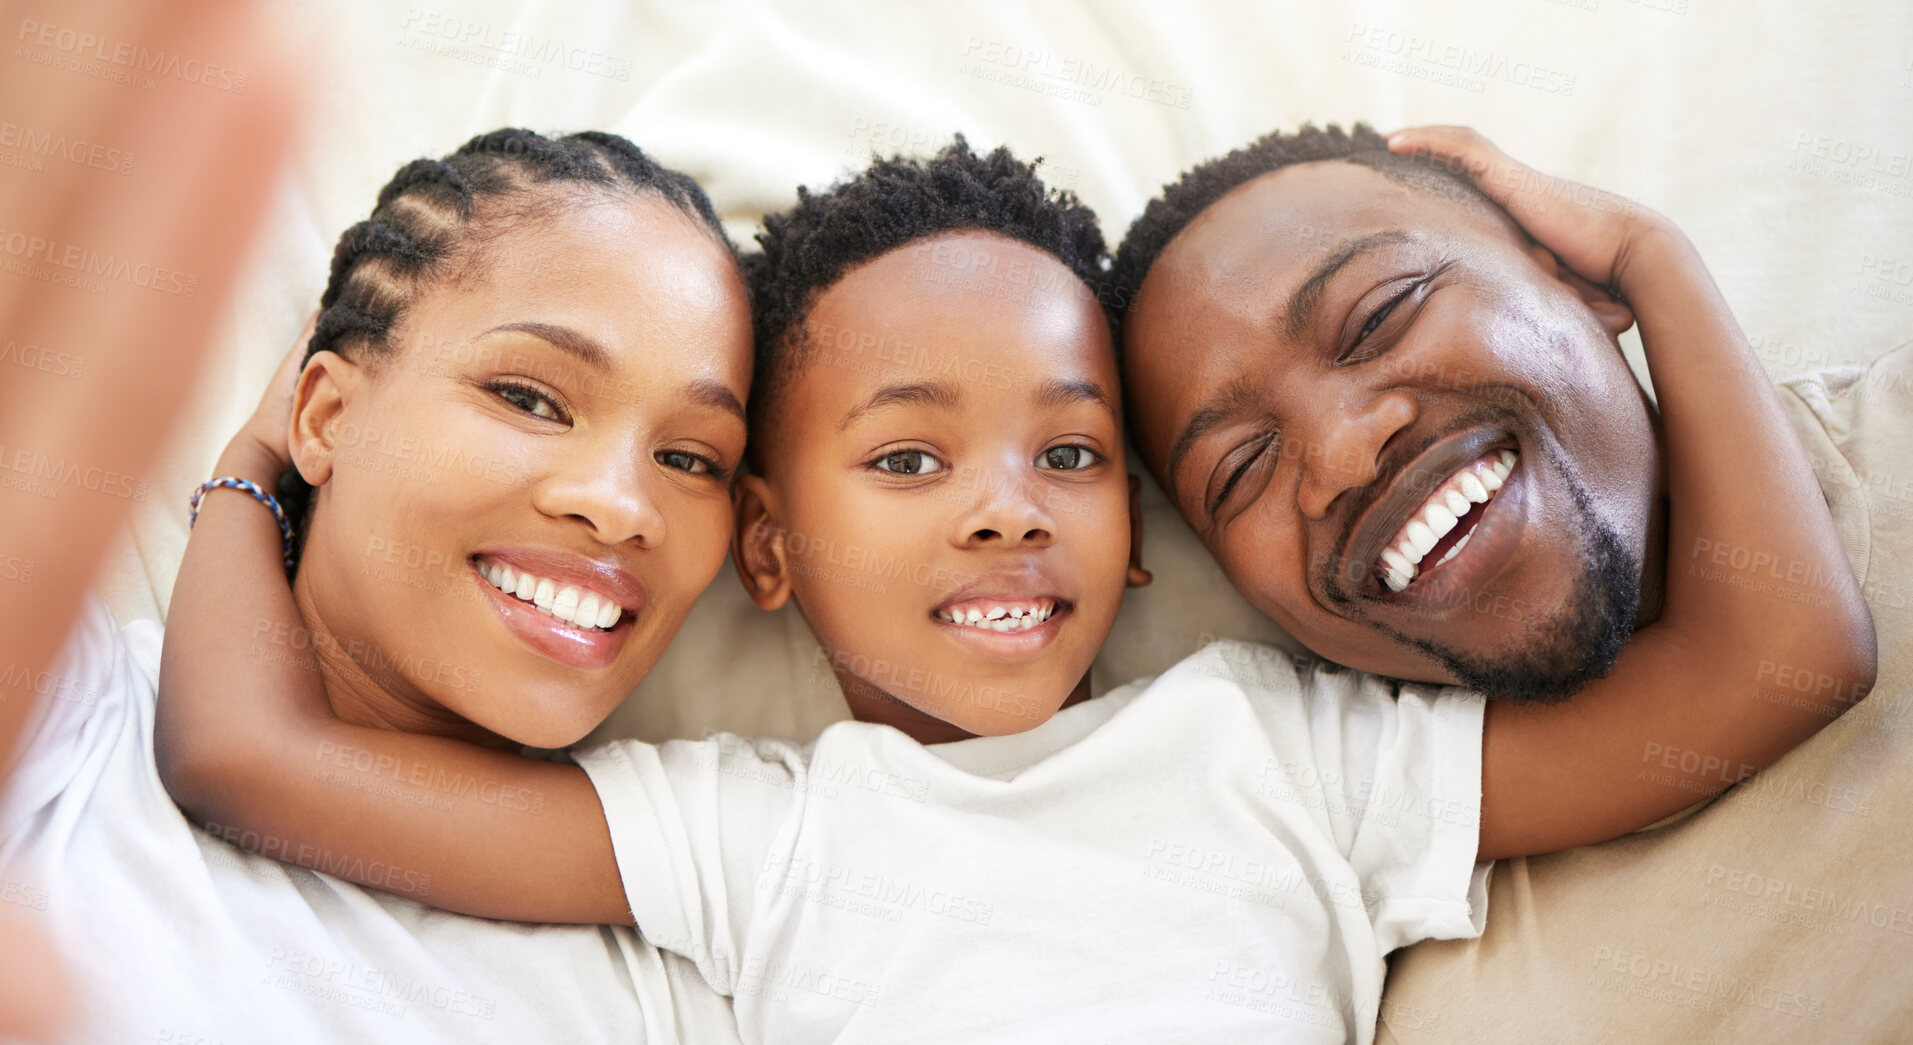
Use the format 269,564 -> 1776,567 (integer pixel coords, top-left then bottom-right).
1389,128 -> 1877,860
154,337 -> 631,925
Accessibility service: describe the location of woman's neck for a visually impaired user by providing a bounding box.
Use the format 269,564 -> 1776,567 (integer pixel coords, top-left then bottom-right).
291,569 -> 517,750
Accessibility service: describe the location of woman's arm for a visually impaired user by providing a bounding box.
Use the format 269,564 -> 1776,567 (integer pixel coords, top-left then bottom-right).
155,336 -> 631,925
1389,128 -> 1877,860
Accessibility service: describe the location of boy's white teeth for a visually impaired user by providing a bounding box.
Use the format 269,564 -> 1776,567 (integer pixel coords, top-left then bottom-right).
1375,450 -> 1517,593
477,557 -> 624,631
936,599 -> 1056,633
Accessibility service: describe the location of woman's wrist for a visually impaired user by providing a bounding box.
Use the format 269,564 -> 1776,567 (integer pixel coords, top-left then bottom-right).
213,435 -> 291,488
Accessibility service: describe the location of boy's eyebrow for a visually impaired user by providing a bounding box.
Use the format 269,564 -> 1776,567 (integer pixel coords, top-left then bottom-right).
839,380 -> 960,430
482,321 -> 611,369
1031,378 -> 1111,411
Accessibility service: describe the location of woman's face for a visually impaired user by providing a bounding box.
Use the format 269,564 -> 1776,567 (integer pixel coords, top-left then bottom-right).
294,196 -> 751,748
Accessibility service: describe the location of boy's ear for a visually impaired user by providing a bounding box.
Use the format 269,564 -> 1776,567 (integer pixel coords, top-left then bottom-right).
1125,473 -> 1153,589
1525,241 -> 1635,338
732,475 -> 793,610
288,350 -> 362,488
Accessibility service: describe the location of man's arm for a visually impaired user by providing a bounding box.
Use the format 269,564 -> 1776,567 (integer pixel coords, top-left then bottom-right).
1390,128 -> 1877,860
155,347 -> 632,926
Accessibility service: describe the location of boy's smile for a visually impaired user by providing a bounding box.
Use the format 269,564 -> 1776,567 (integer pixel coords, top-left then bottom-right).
737,230 -> 1138,741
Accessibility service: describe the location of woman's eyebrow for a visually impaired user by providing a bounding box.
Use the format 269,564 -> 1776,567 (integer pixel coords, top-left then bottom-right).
838,380 -> 960,430
683,379 -> 747,424
481,321 -> 611,369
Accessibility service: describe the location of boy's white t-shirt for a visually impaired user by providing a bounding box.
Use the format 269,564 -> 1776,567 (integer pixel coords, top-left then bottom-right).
577,639 -> 1489,1045
0,600 -> 741,1045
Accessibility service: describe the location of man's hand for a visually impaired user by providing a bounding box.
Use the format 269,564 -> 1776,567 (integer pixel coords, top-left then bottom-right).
1386,125 -> 1672,297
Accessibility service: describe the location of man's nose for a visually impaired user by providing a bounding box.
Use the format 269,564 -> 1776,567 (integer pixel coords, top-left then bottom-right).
1294,390 -> 1418,520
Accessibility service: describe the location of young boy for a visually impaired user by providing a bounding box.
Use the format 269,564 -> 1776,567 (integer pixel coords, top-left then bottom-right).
158,136 -> 1872,1044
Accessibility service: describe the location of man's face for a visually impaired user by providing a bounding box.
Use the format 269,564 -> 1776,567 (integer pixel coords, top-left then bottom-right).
1124,160 -> 1659,701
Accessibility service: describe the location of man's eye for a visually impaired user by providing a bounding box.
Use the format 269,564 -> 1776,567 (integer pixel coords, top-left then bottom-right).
657,450 -> 712,474
874,450 -> 944,475
1208,432 -> 1278,519
1342,277 -> 1428,364
490,380 -> 567,422
1040,446 -> 1098,471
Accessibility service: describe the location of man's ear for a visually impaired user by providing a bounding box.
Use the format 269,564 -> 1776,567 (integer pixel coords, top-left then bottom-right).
288,350 -> 362,488
732,474 -> 793,610
1524,241 -> 1636,338
1125,473 -> 1153,589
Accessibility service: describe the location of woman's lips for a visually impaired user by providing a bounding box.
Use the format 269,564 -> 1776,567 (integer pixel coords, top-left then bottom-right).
470,558 -> 635,671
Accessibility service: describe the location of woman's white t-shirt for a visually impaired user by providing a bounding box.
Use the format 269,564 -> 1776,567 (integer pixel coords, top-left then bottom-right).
578,639 -> 1490,1045
0,600 -> 740,1045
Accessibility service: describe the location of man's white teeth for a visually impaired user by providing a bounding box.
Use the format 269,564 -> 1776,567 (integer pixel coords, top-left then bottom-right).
1459,472 -> 1489,503
478,558 -> 624,630
1376,450 -> 1518,593
937,600 -> 1056,633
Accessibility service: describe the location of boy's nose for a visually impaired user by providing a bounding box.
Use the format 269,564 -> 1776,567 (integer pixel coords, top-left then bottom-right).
953,471 -> 1056,549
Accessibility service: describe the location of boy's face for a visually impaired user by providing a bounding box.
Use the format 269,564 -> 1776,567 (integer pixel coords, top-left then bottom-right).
1123,161 -> 1659,702
740,230 -> 1135,738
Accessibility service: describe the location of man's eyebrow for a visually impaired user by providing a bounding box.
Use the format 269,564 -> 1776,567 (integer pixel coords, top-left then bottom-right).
1164,371 -> 1262,506
1031,378 -> 1112,412
1281,229 -> 1415,341
839,380 -> 961,430
683,379 -> 748,425
482,321 -> 612,369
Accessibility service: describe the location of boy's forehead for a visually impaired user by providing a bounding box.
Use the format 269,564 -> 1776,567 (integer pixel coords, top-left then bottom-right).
792,230 -> 1118,416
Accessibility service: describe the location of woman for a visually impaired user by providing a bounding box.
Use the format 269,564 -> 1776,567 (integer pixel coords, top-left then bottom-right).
0,129 -> 749,1044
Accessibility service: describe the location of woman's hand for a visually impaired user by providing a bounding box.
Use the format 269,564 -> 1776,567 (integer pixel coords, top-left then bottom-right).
1385,125 -> 1675,298
226,311 -> 316,475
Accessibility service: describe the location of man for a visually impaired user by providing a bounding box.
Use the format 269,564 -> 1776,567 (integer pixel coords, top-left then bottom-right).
1113,124 -> 1911,1041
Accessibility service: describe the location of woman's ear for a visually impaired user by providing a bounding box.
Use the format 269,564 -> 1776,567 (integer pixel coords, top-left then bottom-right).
288,350 -> 361,488
732,475 -> 793,610
1125,473 -> 1153,589
1525,241 -> 1636,338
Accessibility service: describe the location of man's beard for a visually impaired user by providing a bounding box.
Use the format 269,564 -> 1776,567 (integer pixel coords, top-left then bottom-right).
1342,444 -> 1643,705
1407,462 -> 1641,704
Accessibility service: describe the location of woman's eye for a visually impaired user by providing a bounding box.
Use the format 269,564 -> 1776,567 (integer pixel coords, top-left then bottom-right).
657,450 -> 711,474
1040,446 -> 1097,471
492,381 -> 566,422
874,450 -> 944,475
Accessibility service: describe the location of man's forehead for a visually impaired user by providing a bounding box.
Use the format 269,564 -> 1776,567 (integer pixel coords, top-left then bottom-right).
1154,160 -> 1427,288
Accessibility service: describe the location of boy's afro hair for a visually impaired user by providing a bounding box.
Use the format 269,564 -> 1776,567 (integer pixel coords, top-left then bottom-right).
745,135 -> 1108,428
1109,123 -> 1495,327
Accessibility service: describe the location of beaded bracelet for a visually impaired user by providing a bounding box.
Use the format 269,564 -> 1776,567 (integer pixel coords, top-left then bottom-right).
189,476 -> 297,572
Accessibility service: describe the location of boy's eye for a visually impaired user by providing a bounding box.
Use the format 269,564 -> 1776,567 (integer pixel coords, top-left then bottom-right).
874,450 -> 944,475
490,380 -> 568,422
657,450 -> 712,474
1040,446 -> 1098,471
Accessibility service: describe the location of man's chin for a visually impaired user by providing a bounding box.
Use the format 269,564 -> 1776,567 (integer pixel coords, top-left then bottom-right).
1416,509 -> 1641,705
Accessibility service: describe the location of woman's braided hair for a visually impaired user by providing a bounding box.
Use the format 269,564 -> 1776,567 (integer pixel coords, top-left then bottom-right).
279,128 -> 732,564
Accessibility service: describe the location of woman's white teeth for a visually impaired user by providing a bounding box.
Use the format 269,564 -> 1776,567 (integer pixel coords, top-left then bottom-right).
1376,450 -> 1517,593
937,601 -> 1055,632
478,558 -> 624,631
